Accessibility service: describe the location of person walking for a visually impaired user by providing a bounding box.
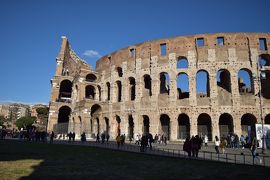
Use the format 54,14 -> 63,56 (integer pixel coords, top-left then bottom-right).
220,136 -> 226,154
214,136 -> 220,154
250,132 -> 262,164
50,131 -> 54,144
204,135 -> 208,147
183,137 -> 192,157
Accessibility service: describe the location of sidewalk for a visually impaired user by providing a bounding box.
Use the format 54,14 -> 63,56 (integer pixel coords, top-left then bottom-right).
51,139 -> 270,167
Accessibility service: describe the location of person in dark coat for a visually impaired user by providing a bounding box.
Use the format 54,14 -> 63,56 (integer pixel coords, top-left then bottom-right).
183,137 -> 192,157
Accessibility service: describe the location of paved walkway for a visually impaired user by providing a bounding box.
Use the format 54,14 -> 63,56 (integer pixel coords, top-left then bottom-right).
51,139 -> 270,167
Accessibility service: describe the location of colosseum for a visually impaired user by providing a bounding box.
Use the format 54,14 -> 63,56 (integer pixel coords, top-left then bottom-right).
47,33 -> 270,141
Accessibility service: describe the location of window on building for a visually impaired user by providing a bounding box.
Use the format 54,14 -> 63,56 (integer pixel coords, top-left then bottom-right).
259,38 -> 267,51
217,37 -> 224,46
130,48 -> 135,58
160,43 -> 167,56
196,38 -> 204,47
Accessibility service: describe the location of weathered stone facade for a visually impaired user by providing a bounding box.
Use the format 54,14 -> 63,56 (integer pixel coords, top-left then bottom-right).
47,33 -> 270,141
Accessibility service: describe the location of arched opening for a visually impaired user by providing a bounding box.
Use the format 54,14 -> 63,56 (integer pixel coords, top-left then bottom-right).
197,113 -> 212,140
105,117 -> 110,135
177,73 -> 189,99
265,114 -> 270,124
116,115 -> 121,135
97,85 -> 101,101
116,67 -> 123,77
160,114 -> 170,140
143,74 -> 152,96
196,70 -> 210,97
143,115 -> 150,134
59,80 -> 72,100
219,113 -> 233,138
128,115 -> 134,139
259,54 -> 270,66
91,104 -> 101,116
178,113 -> 190,139
106,82 -> 110,101
86,73 -> 97,82
217,69 -> 231,93
261,70 -> 270,99
238,69 -> 254,94
129,77 -> 136,101
116,81 -> 122,102
160,72 -> 170,95
177,56 -> 188,69
85,85 -> 95,99
241,113 -> 257,136
57,106 -> 71,134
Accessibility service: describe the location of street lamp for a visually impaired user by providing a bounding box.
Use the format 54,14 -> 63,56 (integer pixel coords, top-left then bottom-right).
256,57 -> 267,154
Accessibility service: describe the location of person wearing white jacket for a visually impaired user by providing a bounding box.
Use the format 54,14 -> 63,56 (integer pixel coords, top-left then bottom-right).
214,136 -> 220,154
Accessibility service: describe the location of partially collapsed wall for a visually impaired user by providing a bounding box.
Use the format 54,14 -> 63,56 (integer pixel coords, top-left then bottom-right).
47,33 -> 270,141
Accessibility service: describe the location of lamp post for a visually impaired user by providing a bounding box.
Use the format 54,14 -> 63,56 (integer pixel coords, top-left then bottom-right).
256,57 -> 267,154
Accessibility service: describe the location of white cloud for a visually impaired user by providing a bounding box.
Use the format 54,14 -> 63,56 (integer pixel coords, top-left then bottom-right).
83,50 -> 101,58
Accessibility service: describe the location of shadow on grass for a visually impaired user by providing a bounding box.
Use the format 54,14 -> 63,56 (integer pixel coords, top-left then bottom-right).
0,140 -> 269,180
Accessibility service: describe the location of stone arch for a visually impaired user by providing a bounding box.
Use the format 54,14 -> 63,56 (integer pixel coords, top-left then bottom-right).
143,115 -> 150,134
177,73 -> 189,99
160,114 -> 170,140
197,113 -> 212,140
143,74 -> 152,96
265,114 -> 270,124
57,106 -> 71,134
116,67 -> 123,77
86,73 -> 97,82
160,72 -> 170,95
85,85 -> 95,99
59,79 -> 72,99
196,70 -> 210,97
116,80 -> 122,102
128,77 -> 136,101
91,104 -> 101,135
217,69 -> 231,93
261,70 -> 270,99
176,56 -> 188,69
177,113 -> 190,139
128,115 -> 134,139
219,113 -> 233,137
259,54 -> 270,66
238,68 -> 254,94
106,82 -> 110,101
241,113 -> 257,136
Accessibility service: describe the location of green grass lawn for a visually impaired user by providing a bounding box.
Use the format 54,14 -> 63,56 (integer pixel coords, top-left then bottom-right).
0,140 -> 269,180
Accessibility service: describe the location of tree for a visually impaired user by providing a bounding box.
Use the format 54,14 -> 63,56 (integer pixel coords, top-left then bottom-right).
36,107 -> 48,115
16,116 -> 36,130
0,115 -> 6,127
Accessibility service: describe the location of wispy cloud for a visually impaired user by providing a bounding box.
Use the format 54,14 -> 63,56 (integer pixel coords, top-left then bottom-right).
83,50 -> 101,58
0,100 -> 48,106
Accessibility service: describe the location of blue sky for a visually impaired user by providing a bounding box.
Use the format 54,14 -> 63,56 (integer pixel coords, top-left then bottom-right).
0,0 -> 269,104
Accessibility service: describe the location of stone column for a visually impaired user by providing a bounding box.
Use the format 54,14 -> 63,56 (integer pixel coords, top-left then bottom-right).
170,113 -> 178,141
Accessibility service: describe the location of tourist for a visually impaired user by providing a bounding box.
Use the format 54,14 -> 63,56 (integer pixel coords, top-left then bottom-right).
191,135 -> 200,157
50,131 -> 54,143
240,135 -> 246,149
116,134 -> 121,148
148,133 -> 154,150
204,135 -> 208,147
68,132 -> 72,143
101,132 -> 105,144
250,132 -> 262,164
72,132 -> 75,142
135,134 -> 140,145
96,133 -> 100,143
140,134 -> 148,152
106,133 -> 110,142
81,132 -> 86,143
214,136 -> 220,154
220,136 -> 226,154
183,137 -> 191,157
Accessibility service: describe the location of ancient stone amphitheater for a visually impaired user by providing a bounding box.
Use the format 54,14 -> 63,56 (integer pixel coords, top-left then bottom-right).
47,33 -> 270,141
